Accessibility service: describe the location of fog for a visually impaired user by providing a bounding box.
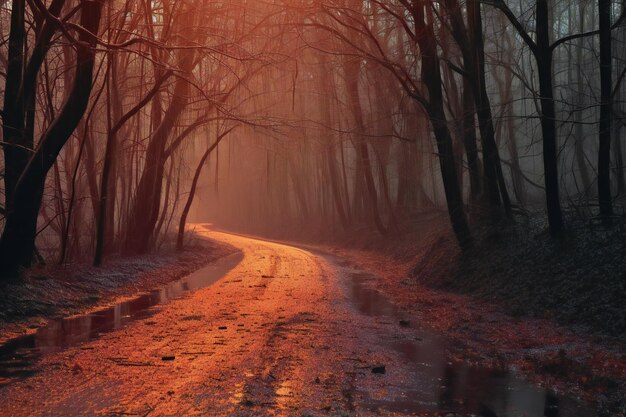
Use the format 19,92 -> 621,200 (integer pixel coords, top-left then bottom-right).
0,0 -> 624,274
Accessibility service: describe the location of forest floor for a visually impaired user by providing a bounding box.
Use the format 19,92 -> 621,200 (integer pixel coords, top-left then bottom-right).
0,226 -> 609,417
0,229 -> 238,345
276,209 -> 626,416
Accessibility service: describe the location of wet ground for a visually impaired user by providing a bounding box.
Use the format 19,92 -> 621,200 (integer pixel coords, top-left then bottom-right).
344,269 -> 593,416
0,227 -> 595,416
0,252 -> 243,385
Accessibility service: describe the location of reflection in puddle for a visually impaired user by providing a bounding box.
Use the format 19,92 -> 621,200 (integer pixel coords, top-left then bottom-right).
0,252 -> 243,386
349,272 -> 395,317
347,270 -> 594,417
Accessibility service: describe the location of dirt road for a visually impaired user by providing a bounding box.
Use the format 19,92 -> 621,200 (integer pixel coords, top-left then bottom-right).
0,227 -> 593,416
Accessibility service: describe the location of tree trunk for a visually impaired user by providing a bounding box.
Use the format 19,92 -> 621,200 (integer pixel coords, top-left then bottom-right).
462,77 -> 482,204
177,129 -> 233,250
416,1 -> 472,247
343,58 -> 387,235
123,56 -> 191,255
95,71 -> 171,265
468,0 -> 511,215
319,55 -> 349,229
2,0 -> 27,207
536,0 -> 563,235
598,0 -> 613,223
575,0 -> 591,193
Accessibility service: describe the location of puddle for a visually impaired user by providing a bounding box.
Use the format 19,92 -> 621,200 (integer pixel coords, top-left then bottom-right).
346,270 -> 594,417
0,251 -> 243,386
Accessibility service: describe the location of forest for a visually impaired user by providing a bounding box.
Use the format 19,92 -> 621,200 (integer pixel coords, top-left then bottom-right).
0,0 -> 624,416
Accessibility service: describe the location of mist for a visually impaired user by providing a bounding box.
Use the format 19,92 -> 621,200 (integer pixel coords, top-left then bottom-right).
0,0 -> 625,415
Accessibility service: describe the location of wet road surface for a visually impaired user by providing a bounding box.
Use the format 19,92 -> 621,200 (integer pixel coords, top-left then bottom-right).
0,227 -> 593,416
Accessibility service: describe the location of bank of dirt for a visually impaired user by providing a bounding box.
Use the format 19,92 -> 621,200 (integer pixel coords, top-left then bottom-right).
0,231 -> 238,344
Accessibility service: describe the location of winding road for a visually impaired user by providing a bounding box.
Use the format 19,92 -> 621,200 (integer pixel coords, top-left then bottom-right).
0,227 -> 593,417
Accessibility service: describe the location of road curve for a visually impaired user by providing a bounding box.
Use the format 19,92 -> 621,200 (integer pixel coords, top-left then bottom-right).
0,227 -> 407,417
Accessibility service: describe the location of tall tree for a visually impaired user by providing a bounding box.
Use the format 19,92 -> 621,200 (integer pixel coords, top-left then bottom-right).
598,0 -> 613,223
0,0 -> 103,277
486,0 -> 562,234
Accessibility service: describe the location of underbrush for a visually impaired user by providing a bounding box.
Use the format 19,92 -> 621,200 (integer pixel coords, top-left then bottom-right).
416,210 -> 626,341
228,205 -> 626,340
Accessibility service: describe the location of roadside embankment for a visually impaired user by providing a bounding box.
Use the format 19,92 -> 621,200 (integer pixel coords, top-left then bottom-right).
0,227 -> 238,344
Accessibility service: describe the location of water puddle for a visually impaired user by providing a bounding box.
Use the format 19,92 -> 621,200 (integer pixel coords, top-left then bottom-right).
346,270 -> 594,417
0,251 -> 243,386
